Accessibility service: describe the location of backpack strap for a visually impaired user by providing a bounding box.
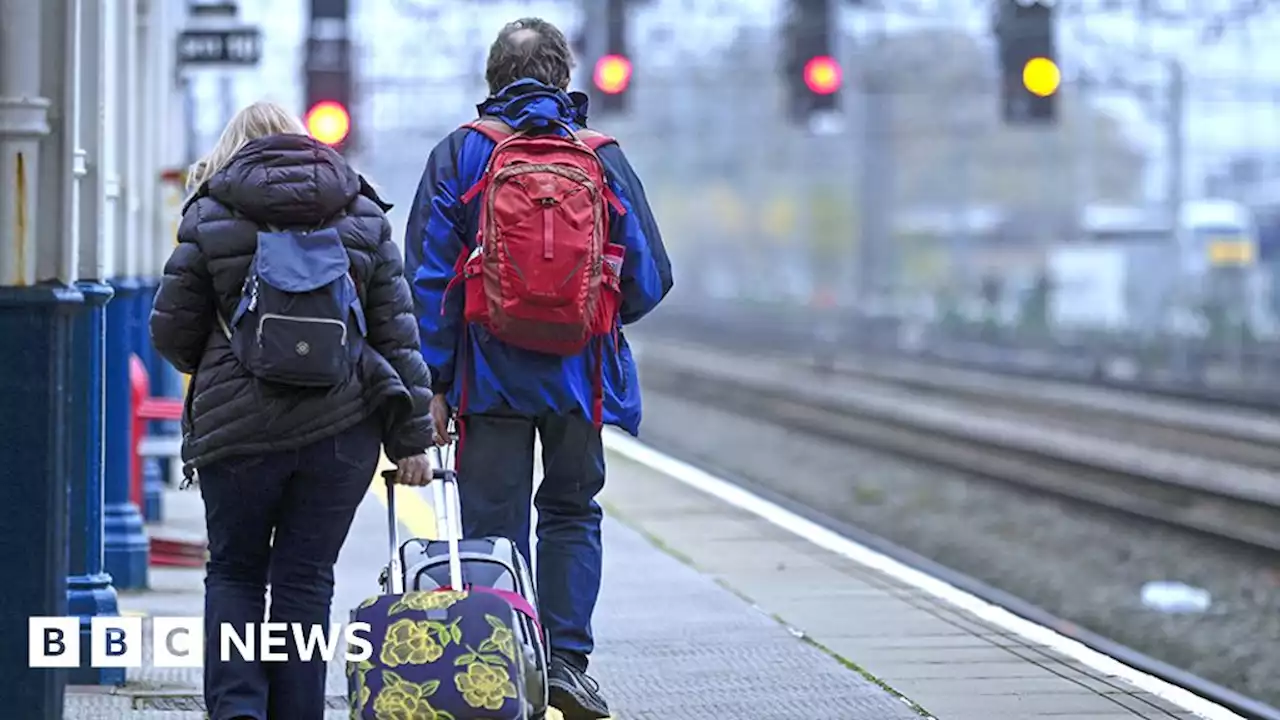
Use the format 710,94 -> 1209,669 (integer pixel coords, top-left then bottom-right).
574,129 -> 617,152
459,118 -> 514,204
462,118 -> 515,144
463,117 -> 616,150
465,586 -> 545,642
574,129 -> 626,216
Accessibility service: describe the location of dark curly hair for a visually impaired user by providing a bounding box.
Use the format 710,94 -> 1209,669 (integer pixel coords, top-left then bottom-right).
485,18 -> 575,95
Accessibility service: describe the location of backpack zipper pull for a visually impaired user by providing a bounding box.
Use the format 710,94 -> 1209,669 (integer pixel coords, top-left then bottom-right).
541,198 -> 555,259
248,278 -> 259,312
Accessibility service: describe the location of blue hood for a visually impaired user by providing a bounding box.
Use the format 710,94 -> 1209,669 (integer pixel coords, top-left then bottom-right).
475,79 -> 591,130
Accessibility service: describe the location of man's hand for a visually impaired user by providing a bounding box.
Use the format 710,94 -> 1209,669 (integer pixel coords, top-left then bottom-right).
394,453 -> 432,486
429,394 -> 452,446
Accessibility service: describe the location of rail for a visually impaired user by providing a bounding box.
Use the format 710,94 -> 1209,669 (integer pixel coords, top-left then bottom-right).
639,341 -> 1280,555
645,309 -> 1280,467
647,304 -> 1280,410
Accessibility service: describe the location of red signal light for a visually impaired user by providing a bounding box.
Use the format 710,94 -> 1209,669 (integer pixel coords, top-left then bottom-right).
803,56 -> 842,95
594,54 -> 633,95
305,101 -> 350,146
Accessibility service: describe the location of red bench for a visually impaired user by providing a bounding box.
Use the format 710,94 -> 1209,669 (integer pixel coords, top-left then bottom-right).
130,355 -> 207,568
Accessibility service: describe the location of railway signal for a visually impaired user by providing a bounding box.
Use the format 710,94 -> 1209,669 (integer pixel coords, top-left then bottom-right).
305,0 -> 354,152
782,0 -> 840,124
996,0 -> 1058,125
594,0 -> 631,114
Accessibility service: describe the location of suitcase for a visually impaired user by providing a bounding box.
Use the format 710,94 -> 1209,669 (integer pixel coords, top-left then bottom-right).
394,510 -> 548,717
348,449 -> 546,719
387,451 -> 550,718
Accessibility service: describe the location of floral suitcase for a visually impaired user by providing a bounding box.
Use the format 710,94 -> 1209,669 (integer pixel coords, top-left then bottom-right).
348,461 -> 541,719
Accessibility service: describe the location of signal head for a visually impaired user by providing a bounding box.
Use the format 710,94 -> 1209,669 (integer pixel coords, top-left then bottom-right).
305,101 -> 351,147
1022,56 -> 1060,97
803,55 -> 842,95
594,54 -> 633,95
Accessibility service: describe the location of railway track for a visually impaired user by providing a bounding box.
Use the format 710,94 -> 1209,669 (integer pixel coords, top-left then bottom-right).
642,318 -> 1280,471
637,339 -> 1280,556
643,305 -> 1280,410
821,356 -> 1280,472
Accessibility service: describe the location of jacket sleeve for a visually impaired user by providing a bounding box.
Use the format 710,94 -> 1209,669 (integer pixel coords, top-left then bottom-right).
150,206 -> 215,374
406,131 -> 470,395
366,217 -> 435,460
597,144 -> 674,325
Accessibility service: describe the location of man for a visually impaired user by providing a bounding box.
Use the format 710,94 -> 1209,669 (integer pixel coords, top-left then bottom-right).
404,17 -> 673,720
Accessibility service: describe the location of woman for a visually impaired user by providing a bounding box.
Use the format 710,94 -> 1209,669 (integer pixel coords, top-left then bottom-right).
150,101 -> 434,720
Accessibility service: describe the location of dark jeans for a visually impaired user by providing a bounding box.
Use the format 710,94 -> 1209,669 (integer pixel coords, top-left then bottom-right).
457,407 -> 606,672
199,418 -> 380,720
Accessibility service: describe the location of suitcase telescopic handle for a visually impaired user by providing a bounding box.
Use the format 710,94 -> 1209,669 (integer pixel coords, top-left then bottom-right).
380,468 -> 404,595
380,437 -> 464,594
429,443 -> 465,592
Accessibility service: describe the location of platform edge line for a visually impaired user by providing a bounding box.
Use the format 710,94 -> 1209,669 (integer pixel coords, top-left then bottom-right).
602,429 -> 1243,720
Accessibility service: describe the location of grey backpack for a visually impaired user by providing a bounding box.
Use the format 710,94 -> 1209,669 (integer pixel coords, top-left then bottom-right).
218,223 -> 366,387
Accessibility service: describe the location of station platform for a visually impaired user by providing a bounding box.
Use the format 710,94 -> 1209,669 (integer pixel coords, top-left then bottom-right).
65,435 -> 1237,719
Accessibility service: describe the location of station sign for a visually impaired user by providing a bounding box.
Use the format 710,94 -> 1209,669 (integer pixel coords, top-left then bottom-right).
177,27 -> 263,66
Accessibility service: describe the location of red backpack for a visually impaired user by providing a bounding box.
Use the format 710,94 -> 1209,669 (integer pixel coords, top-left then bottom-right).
448,118 -> 627,425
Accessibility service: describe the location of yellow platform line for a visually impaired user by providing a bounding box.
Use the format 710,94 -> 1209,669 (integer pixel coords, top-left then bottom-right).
367,456 -> 439,540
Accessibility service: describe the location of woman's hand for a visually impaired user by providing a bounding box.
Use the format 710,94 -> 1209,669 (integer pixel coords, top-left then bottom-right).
394,453 -> 432,486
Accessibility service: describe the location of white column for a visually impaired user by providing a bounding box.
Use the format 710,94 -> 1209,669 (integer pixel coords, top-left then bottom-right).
38,0 -> 79,284
0,0 -> 52,287
101,0 -> 121,280
114,0 -> 140,279
135,0 -> 156,279
148,0 -> 182,278
81,0 -> 110,281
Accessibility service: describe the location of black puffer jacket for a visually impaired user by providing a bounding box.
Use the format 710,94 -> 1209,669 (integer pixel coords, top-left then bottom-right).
150,134 -> 433,476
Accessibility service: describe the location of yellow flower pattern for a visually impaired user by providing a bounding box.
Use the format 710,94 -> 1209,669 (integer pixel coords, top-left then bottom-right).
478,614 -> 517,662
387,590 -> 467,615
454,661 -> 519,711
351,589 -> 526,718
370,670 -> 455,720
379,618 -> 454,667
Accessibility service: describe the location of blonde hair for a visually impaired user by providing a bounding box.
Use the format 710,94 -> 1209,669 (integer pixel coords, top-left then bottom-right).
186,101 -> 308,194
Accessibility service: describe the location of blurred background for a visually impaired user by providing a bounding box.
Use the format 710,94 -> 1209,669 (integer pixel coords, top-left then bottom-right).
195,0 -> 1280,399
165,0 -> 1280,705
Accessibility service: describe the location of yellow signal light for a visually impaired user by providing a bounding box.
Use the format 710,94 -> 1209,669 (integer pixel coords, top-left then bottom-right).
306,101 -> 350,146
1022,57 -> 1060,97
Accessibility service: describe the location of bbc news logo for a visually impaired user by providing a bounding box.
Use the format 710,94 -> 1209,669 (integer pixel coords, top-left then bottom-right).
29,617 -> 374,667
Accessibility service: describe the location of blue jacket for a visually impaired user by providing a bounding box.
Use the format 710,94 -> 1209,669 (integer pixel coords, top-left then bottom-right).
405,80 -> 673,435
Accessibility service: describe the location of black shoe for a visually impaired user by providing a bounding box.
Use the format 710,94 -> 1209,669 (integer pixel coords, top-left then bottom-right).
547,654 -> 610,720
